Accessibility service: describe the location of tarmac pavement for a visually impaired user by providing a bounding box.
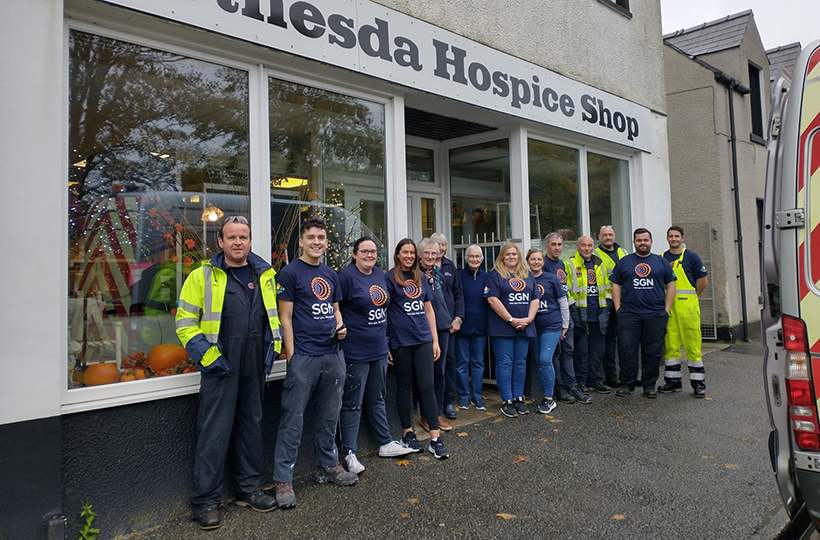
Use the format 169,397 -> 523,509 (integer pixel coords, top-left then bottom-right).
120,341 -> 791,540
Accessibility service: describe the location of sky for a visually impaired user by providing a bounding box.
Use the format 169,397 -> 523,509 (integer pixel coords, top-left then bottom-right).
660,0 -> 820,51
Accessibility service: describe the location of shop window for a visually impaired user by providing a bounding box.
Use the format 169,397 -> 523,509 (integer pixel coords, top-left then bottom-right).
268,79 -> 386,270
68,31 -> 250,389
587,152 -> 631,243
527,139 -> 581,250
450,140 -> 511,245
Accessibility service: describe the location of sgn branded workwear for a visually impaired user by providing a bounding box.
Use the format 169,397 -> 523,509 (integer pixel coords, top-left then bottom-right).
662,248 -> 708,390
595,243 -> 628,385
566,253 -> 611,387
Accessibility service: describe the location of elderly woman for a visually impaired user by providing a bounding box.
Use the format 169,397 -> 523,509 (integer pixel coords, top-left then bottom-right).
417,237 -> 453,432
485,242 -> 541,417
456,244 -> 488,410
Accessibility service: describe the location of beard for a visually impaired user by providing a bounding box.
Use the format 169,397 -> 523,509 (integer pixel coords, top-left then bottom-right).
635,245 -> 651,256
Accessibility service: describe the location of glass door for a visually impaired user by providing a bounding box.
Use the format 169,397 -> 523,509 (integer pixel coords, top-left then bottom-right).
406,193 -> 440,241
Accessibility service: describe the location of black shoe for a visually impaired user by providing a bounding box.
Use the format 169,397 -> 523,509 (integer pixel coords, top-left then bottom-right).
501,400 -> 519,418
615,386 -> 633,397
555,388 -> 576,404
580,385 -> 589,393
443,403 -> 458,419
401,431 -> 424,452
604,378 -> 621,388
196,507 -> 221,530
658,383 -> 682,394
235,490 -> 277,512
694,387 -> 706,398
571,387 -> 592,404
643,389 -> 658,399
429,437 -> 450,459
588,383 -> 612,394
514,397 -> 530,415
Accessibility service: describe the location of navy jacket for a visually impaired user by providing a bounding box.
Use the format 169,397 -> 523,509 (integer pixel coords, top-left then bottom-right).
459,267 -> 488,336
441,256 -> 465,322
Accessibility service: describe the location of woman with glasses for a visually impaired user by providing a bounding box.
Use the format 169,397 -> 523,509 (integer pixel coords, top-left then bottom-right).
456,245 -> 489,410
525,249 -> 570,415
485,242 -> 541,418
416,238 -> 453,432
384,239 -> 449,459
338,238 -> 415,475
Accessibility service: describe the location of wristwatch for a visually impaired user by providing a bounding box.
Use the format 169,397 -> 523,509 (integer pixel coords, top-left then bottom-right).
507,316 -> 514,324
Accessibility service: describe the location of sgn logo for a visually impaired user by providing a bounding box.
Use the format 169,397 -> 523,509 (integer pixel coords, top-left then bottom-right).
509,278 -> 527,291
311,277 -> 332,300
556,269 -> 567,285
403,280 -> 422,299
370,285 -> 388,306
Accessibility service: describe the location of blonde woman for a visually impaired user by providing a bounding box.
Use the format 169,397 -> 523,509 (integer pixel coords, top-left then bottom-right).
484,243 -> 541,417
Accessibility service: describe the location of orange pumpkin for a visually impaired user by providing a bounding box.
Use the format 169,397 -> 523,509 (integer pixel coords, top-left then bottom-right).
84,362 -> 120,386
132,368 -> 147,380
120,374 -> 137,382
148,344 -> 189,373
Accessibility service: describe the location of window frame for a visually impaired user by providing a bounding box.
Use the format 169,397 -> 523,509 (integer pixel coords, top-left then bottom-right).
596,0 -> 632,19
748,62 -> 766,144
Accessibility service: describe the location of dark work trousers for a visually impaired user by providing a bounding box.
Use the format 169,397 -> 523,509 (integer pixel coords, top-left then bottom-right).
416,331 -> 449,420
444,333 -> 458,408
553,318 -> 577,392
573,321 -> 605,387
602,305 -> 619,381
617,310 -> 668,391
393,342 -> 439,432
339,358 -> 392,455
273,350 -> 346,483
192,269 -> 267,514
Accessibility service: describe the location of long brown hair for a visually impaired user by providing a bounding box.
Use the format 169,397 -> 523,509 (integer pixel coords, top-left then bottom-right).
391,238 -> 422,287
493,242 -> 530,280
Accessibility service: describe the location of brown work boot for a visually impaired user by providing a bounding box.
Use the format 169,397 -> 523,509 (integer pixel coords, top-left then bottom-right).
438,416 -> 453,431
420,417 -> 430,432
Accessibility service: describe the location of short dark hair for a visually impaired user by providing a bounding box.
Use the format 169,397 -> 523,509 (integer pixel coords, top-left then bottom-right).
300,217 -> 327,236
633,227 -> 652,240
667,225 -> 685,236
218,215 -> 250,239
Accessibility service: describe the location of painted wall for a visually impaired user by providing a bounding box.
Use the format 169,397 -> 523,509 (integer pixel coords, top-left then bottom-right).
373,0 -> 667,114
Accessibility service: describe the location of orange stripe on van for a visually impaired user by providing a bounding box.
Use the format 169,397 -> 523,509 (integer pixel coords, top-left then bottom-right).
808,47 -> 820,78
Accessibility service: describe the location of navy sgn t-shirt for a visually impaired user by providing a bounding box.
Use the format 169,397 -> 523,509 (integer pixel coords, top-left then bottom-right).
385,270 -> 433,349
610,253 -> 675,317
533,272 -> 566,334
662,249 -> 707,288
276,258 -> 342,356
484,270 -> 541,338
585,259 -> 599,321
543,257 -> 570,296
338,264 -> 390,363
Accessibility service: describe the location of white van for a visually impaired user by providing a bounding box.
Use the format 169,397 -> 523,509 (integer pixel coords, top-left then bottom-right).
763,39 -> 820,530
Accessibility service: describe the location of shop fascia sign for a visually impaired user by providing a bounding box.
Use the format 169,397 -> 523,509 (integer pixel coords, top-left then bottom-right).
100,0 -> 654,152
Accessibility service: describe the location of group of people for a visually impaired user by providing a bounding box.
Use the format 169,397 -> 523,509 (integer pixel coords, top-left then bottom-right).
175,216 -> 708,530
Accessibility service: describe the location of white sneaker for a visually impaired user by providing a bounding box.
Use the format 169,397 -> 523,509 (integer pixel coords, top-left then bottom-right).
344,452 -> 365,474
379,440 -> 415,457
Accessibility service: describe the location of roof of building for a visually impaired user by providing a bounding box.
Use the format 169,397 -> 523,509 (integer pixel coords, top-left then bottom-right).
663,10 -> 752,57
767,42 -> 802,81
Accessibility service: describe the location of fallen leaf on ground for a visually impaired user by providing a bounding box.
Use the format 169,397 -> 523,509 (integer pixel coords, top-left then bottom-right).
513,455 -> 531,464
457,432 -> 468,437
492,418 -> 505,424
400,513 -> 410,519
571,461 -> 578,465
407,498 -> 420,504
497,455 -> 505,459
487,430 -> 497,436
725,463 -> 739,470
609,412 -> 625,419
396,459 -> 410,466
704,397 -> 712,401
496,513 -> 517,520
550,419 -> 562,424
485,412 -> 494,416
544,415 -> 554,419
612,514 -> 626,521
701,455 -> 713,460
418,456 -> 431,461
539,438 -> 550,443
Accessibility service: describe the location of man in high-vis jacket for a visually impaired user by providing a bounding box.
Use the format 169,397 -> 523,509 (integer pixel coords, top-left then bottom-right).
595,226 -> 629,388
567,235 -> 613,397
660,226 -> 709,397
176,216 -> 282,530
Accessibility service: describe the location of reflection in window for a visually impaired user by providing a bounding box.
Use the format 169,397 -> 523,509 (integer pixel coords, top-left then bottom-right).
407,146 -> 435,183
528,139 -> 580,244
67,31 -> 249,389
587,152 -> 630,243
268,79 -> 386,270
450,140 -> 511,245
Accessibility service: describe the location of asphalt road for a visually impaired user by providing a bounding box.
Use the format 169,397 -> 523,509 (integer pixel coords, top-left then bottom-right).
121,342 -> 792,540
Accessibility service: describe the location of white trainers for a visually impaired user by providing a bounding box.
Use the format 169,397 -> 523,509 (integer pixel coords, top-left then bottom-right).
379,440 -> 415,457
344,452 -> 365,474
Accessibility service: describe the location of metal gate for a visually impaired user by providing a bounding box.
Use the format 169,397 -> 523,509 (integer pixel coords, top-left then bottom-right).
674,222 -> 718,340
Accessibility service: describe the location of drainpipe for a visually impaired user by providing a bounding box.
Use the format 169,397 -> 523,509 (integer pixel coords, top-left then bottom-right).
714,72 -> 751,341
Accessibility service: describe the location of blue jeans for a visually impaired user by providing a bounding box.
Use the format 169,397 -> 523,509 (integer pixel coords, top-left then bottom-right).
491,336 -> 530,402
456,334 -> 486,402
339,358 -> 392,455
273,351 -> 346,483
531,331 -> 561,399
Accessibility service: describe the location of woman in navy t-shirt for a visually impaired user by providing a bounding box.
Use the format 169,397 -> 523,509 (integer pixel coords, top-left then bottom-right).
485,242 -> 541,418
526,249 -> 569,415
338,238 -> 415,474
384,239 -> 449,459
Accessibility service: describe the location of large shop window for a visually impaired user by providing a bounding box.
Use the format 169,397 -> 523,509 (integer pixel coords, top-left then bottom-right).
587,152 -> 631,241
528,139 -> 581,244
67,31 -> 250,389
268,79 -> 386,270
450,140 -> 511,245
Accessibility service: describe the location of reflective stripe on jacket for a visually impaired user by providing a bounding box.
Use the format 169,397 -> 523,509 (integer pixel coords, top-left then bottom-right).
566,252 -> 612,332
175,252 -> 282,367
595,245 -> 628,278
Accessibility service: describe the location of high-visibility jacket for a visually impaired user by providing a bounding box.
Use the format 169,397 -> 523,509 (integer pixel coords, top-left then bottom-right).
175,252 -> 282,369
566,252 -> 612,332
595,244 -> 628,278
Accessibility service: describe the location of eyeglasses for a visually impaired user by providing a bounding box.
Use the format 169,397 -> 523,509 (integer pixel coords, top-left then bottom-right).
224,216 -> 249,224
358,249 -> 377,255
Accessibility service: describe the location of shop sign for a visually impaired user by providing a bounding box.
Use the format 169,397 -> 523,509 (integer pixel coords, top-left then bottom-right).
99,0 -> 654,151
